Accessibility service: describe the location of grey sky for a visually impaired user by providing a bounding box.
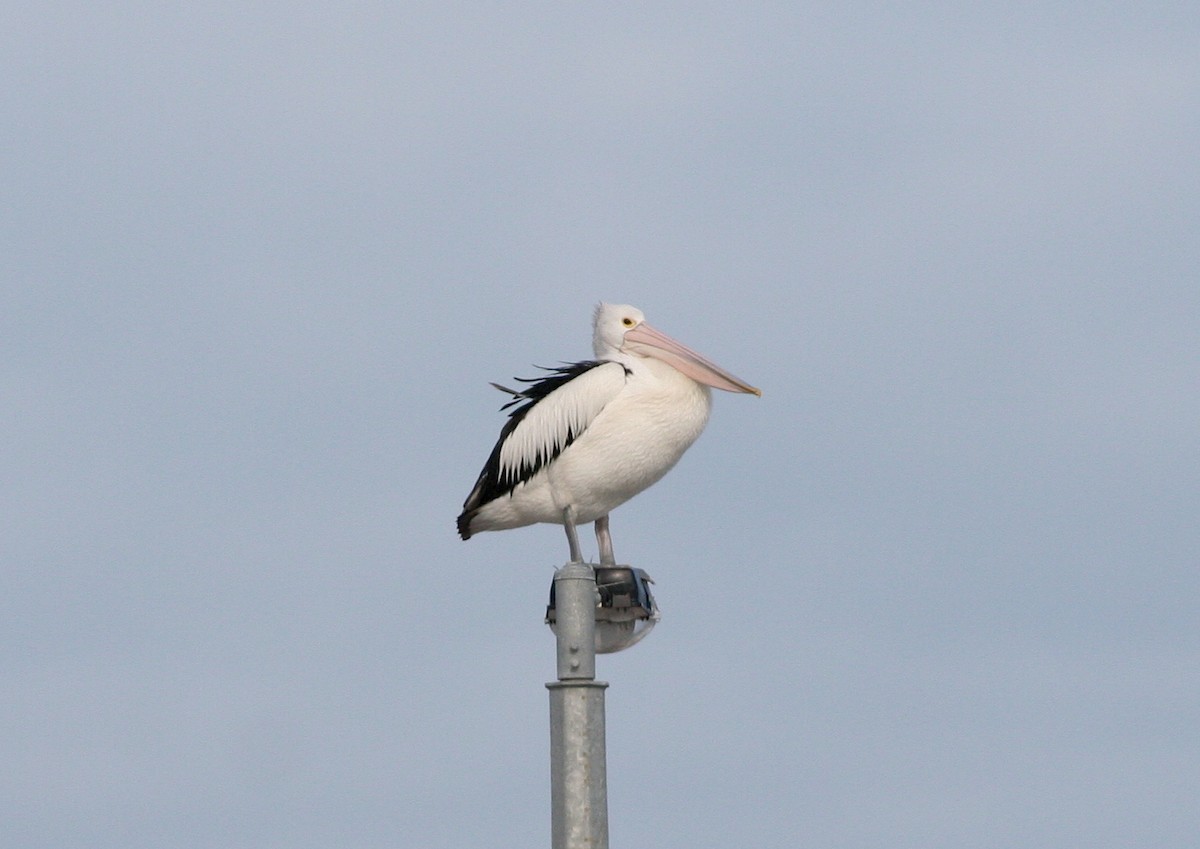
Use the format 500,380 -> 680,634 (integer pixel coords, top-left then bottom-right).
3,4 -> 1198,848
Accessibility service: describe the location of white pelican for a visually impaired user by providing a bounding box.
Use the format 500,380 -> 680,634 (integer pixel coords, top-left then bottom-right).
457,303 -> 760,565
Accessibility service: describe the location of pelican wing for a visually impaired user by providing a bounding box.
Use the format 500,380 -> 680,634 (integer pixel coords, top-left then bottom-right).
458,360 -> 628,535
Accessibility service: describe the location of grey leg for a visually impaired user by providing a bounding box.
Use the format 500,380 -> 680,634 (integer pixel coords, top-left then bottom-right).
595,514 -> 616,566
562,506 -> 583,564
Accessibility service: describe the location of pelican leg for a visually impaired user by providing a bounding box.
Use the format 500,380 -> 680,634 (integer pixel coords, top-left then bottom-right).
562,506 -> 583,564
595,514 -> 616,566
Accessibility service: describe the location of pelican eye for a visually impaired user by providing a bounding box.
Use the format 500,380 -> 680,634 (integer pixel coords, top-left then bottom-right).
622,317 -> 636,327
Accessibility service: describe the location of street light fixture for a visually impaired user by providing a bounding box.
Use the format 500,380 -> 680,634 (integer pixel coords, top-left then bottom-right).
546,565 -> 660,653
544,562 -> 661,848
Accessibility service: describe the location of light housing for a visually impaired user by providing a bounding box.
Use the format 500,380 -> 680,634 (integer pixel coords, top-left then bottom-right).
546,566 -> 660,653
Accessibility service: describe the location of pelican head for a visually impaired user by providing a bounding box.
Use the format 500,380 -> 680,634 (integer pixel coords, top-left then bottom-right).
592,302 -> 761,396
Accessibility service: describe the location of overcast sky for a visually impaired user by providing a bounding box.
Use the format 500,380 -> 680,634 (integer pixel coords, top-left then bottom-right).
3,3 -> 1198,848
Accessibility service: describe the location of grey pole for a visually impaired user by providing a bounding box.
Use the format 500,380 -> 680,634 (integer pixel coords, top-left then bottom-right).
547,562 -> 609,849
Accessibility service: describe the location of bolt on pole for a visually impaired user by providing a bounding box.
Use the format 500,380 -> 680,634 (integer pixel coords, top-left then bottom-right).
547,562 -> 609,849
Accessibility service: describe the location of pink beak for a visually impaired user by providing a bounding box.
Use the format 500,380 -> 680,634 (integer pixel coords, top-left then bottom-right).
623,323 -> 762,396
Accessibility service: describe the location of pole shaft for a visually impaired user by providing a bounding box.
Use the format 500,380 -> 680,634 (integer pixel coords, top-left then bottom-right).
553,562 -> 597,680
548,563 -> 609,849
548,680 -> 608,848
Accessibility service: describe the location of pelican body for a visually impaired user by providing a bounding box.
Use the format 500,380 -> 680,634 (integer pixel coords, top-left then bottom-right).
457,303 -> 759,564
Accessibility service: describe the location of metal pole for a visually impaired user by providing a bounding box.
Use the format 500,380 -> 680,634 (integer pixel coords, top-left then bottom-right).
547,562 -> 609,849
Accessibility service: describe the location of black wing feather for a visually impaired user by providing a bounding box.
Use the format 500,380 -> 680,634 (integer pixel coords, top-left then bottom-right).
457,360 -> 621,539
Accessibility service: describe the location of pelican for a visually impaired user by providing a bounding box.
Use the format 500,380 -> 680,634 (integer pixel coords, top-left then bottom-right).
457,302 -> 760,565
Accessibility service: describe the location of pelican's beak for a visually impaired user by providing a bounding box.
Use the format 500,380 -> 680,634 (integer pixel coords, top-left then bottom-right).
623,322 -> 762,396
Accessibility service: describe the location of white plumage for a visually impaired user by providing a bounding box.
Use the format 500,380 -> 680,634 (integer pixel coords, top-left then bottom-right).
458,303 -> 759,564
